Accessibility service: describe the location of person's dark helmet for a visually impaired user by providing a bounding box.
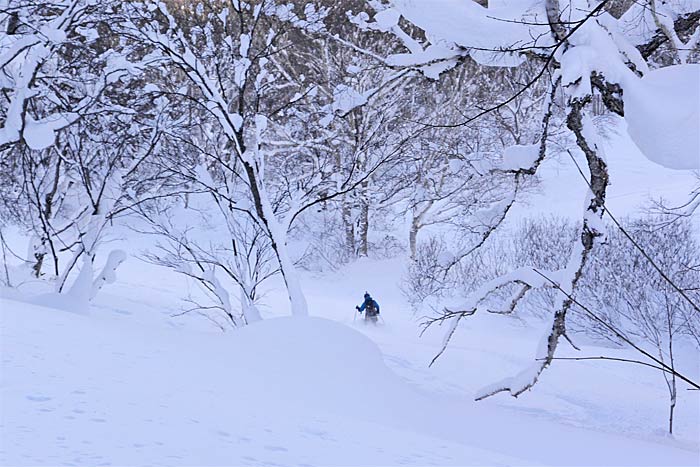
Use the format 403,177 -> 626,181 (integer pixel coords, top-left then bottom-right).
364,292 -> 370,299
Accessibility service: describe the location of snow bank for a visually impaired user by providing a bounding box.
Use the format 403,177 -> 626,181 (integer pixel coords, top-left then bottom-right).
2,298 -> 697,466
624,64 -> 700,170
0,300 -> 525,466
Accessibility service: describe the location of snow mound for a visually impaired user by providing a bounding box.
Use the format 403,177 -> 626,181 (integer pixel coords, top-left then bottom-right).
223,314 -> 412,416
0,299 -> 409,420
2,298 -> 697,466
624,64 -> 700,170
0,299 -> 525,466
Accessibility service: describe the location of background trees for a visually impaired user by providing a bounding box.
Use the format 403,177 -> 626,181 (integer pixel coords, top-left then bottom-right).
0,0 -> 697,429
0,0 -> 156,310
355,0 -> 699,401
579,217 -> 700,434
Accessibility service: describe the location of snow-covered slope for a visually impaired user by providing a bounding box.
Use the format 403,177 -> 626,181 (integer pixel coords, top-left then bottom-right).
0,300 -> 528,466
1,289 -> 698,466
1,117 -> 698,466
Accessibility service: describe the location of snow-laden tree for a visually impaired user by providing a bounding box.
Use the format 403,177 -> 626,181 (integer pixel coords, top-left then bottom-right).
124,0 -> 426,309
0,0 -> 86,151
578,216 -> 700,434
405,216 -> 576,319
0,0 -> 158,307
395,60 -> 548,261
355,0 -> 700,398
629,0 -> 700,65
286,23 -> 417,263
140,184 -> 274,329
121,0 -> 339,316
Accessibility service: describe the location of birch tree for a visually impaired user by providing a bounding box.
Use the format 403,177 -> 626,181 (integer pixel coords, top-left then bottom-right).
357,0 -> 700,398
0,0 -> 157,304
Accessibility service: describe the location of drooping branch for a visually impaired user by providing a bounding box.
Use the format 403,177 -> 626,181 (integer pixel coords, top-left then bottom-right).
532,271 -> 700,391
423,267 -> 557,365
474,95 -> 609,400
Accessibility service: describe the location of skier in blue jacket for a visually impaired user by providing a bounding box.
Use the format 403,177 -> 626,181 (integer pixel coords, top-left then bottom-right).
356,292 -> 380,323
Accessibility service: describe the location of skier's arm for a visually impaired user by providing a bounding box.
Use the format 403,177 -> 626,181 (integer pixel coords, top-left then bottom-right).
357,302 -> 366,311
375,301 -> 380,313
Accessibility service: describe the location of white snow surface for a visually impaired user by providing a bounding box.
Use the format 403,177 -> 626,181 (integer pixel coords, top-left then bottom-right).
624,64 -> 700,170
501,143 -> 540,171
1,257 -> 698,465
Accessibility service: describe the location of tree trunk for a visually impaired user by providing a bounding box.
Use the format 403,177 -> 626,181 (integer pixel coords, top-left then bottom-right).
0,231 -> 11,287
667,326 -> 677,435
66,252 -> 94,313
358,191 -> 369,257
409,201 -> 433,260
31,154 -> 63,278
409,218 -> 419,260
243,159 -> 309,316
335,150 -> 355,258
31,242 -> 46,278
240,287 -> 262,324
342,196 -> 355,257
669,386 -> 676,435
269,225 -> 309,317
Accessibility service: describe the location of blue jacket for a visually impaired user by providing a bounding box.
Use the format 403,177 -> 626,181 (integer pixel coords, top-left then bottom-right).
358,297 -> 380,313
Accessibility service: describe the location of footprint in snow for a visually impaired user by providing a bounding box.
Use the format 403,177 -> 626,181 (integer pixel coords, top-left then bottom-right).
26,395 -> 51,402
264,445 -> 288,452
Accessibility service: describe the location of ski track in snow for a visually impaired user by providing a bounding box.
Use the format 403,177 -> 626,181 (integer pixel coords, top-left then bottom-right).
2,254 -> 698,466
1,299 -> 533,467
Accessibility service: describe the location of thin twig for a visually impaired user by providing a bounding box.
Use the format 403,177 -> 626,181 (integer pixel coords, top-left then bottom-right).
532,268 -> 700,390
542,356 -> 673,374
566,150 -> 700,315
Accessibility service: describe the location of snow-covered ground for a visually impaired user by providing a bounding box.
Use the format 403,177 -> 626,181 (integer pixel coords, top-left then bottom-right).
1,252 -> 699,466
1,124 -> 699,466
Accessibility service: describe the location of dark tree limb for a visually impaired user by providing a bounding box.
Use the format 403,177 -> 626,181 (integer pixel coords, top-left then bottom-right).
637,10 -> 700,59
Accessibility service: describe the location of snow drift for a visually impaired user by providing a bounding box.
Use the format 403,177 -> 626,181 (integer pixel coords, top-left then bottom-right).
1,298 -> 698,466
624,64 -> 700,170
0,300 -> 526,466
